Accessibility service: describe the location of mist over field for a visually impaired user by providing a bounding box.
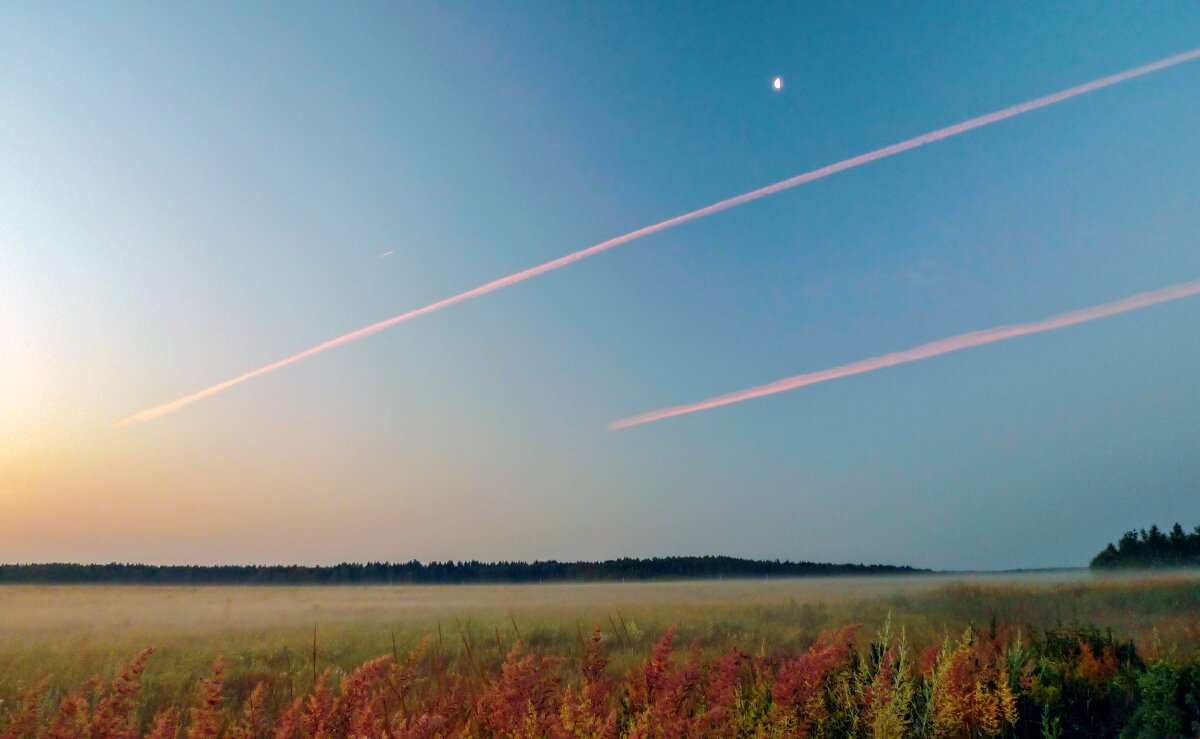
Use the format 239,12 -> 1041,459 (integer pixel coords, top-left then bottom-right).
4,571 -> 1200,736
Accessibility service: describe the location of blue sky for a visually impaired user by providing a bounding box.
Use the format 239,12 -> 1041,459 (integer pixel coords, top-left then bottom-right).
2,1 -> 1198,569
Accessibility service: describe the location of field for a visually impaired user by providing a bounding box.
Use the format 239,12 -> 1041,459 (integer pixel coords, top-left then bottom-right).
3,570 -> 1200,736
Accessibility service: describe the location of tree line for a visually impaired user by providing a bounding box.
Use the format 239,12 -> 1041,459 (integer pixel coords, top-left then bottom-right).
1090,522 -> 1200,569
0,556 -> 924,585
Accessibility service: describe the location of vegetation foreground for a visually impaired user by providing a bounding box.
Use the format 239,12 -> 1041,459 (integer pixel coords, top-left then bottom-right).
3,621 -> 1200,738
4,574 -> 1200,738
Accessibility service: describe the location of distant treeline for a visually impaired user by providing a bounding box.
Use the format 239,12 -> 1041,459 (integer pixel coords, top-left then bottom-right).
1091,523 -> 1200,569
0,556 -> 924,585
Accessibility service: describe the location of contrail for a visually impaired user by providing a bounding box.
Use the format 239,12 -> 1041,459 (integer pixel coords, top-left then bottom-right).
117,48 -> 1200,427
610,279 -> 1200,430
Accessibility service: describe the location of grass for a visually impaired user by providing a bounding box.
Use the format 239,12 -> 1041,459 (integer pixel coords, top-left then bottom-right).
2,569 -> 1199,720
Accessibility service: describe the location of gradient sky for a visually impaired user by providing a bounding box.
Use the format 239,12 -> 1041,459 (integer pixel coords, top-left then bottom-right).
3,1 -> 1199,570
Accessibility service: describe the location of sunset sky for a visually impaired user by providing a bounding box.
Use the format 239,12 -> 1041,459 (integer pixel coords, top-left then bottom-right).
3,2 -> 1199,570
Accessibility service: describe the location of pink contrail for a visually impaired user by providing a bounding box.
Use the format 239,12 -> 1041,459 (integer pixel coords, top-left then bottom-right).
610,279 -> 1200,430
117,48 -> 1200,427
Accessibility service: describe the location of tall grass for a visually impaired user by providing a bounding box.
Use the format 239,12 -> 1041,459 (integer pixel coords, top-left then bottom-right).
3,620 -> 1198,737
2,573 -> 1198,736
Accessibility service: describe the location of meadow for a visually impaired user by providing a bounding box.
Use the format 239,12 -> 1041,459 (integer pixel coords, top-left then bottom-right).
2,570 -> 1200,736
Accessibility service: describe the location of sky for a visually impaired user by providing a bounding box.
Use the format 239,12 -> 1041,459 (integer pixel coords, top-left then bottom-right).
2,1 -> 1199,570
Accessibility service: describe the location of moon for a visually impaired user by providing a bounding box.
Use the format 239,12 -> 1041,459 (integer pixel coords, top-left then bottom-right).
773,77 -> 782,91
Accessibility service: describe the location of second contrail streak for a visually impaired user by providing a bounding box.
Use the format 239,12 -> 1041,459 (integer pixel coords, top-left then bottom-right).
118,48 -> 1200,426
610,279 -> 1200,430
